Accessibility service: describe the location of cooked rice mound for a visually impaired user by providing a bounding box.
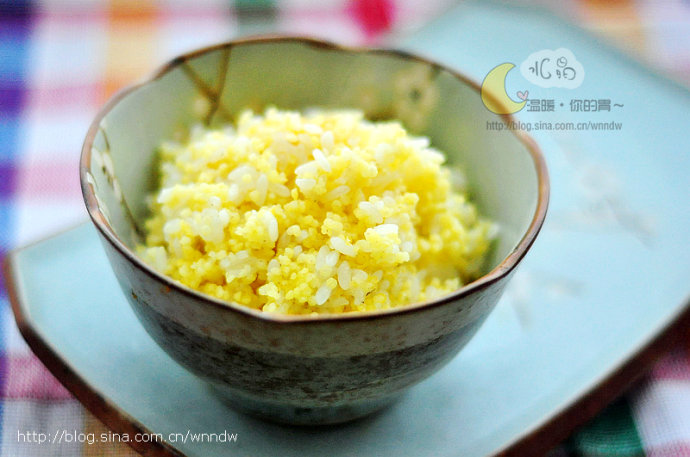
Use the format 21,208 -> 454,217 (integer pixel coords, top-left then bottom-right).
139,108 -> 495,314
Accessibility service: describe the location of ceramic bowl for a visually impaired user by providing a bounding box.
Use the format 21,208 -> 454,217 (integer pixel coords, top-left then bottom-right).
80,36 -> 549,425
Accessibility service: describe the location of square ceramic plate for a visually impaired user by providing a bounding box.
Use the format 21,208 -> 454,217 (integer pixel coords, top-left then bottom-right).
5,1 -> 690,456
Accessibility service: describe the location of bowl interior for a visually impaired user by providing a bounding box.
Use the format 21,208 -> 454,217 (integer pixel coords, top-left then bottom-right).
84,38 -> 541,280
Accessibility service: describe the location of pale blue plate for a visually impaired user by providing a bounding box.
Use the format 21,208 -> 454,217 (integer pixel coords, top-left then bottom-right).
6,2 -> 690,456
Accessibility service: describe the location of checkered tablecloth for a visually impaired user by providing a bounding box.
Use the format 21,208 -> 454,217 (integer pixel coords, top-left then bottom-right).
1,0 -> 689,455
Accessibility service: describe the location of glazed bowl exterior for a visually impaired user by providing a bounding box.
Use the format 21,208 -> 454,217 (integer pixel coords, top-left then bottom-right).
81,36 -> 549,425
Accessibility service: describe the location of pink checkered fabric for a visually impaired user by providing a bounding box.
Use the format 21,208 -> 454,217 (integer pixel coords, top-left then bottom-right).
1,1 -> 689,456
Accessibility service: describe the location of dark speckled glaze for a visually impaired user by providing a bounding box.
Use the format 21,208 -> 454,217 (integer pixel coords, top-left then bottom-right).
81,37 -> 549,424
104,237 -> 509,424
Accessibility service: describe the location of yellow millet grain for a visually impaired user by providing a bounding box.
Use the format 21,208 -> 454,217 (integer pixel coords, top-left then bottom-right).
138,108 -> 495,314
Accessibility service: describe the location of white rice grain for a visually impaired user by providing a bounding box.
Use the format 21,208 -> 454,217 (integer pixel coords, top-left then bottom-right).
208,196 -> 221,209
337,261 -> 351,290
269,182 -> 291,197
295,178 -> 316,191
325,249 -> 339,267
227,183 -> 242,204
263,211 -> 279,243
330,236 -> 356,257
254,174 -> 268,205
157,188 -> 174,204
228,164 -> 257,183
401,240 -> 415,253
411,137 -> 430,149
312,148 -> 331,172
321,131 -> 334,151
357,201 -> 383,224
373,223 -> 399,236
268,258 -> 280,272
315,284 -> 331,305
304,123 -> 322,135
147,246 -> 168,273
352,269 -> 368,284
325,185 -> 350,201
294,161 -> 317,176
315,245 -> 330,271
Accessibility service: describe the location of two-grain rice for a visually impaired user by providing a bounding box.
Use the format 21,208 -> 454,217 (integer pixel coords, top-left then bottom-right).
139,108 -> 495,314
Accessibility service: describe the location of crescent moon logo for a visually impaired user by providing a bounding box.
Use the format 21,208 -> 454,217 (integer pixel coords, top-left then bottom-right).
481,63 -> 526,114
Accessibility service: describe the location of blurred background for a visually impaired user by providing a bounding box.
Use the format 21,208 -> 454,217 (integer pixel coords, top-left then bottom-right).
1,0 -> 689,456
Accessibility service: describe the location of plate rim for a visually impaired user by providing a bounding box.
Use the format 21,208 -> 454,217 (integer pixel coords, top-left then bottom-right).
3,223 -> 690,457
3,226 -> 184,457
399,4 -> 690,452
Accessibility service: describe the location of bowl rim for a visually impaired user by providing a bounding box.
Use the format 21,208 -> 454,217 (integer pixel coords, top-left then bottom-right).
80,34 -> 549,324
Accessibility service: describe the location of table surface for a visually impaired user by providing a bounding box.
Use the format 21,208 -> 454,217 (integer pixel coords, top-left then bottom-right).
1,1 -> 689,456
